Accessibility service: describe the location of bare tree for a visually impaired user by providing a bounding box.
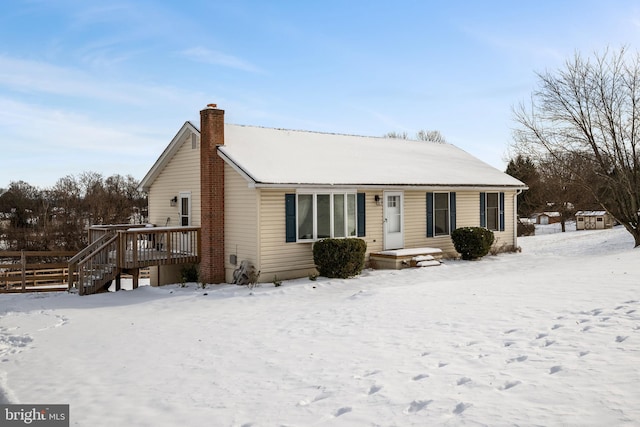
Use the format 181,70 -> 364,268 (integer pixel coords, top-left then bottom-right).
513,47 -> 640,246
416,130 -> 446,143
536,153 -> 594,232
0,181 -> 50,250
384,130 -> 447,143
1,173 -> 147,251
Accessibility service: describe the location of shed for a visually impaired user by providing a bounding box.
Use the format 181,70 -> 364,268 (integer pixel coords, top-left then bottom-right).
575,211 -> 614,230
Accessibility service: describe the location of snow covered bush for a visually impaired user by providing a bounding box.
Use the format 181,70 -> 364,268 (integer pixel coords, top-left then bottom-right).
451,227 -> 495,260
312,238 -> 367,278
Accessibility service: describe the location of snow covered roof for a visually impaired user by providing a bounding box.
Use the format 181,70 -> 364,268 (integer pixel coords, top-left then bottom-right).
576,210 -> 608,216
218,124 -> 527,189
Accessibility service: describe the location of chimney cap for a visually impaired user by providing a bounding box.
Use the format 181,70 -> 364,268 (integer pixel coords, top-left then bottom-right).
206,103 -> 218,109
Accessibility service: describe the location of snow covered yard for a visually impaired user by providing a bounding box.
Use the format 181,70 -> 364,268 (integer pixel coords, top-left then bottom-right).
1,226 -> 639,426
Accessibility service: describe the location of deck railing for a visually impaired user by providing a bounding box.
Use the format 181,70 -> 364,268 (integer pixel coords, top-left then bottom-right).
118,226 -> 201,269
68,225 -> 201,295
75,234 -> 119,295
88,224 -> 149,245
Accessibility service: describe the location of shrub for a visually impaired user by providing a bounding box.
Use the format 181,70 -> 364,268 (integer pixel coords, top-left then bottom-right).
180,264 -> 199,282
272,275 -> 282,287
489,242 -> 521,256
451,227 -> 495,260
517,220 -> 535,236
313,238 -> 367,279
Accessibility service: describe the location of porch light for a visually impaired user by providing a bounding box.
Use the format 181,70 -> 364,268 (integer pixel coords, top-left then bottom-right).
170,196 -> 178,207
374,195 -> 382,206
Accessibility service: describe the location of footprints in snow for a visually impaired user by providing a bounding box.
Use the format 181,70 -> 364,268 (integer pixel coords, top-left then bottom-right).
507,355 -> 528,363
367,384 -> 382,395
0,329 -> 33,358
334,406 -> 352,417
453,402 -> 471,414
403,399 -> 469,416
296,300 -> 638,422
549,365 -> 563,374
404,399 -> 432,414
456,377 -> 472,385
499,380 -> 521,390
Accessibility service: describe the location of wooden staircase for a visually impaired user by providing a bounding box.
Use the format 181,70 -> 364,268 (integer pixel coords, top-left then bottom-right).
68,233 -> 120,295
68,225 -> 201,296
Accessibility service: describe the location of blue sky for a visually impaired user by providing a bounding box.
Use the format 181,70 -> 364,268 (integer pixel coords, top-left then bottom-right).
1,1 -> 639,188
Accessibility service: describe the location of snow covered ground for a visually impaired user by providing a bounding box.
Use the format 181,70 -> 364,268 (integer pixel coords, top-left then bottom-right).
1,225 -> 638,426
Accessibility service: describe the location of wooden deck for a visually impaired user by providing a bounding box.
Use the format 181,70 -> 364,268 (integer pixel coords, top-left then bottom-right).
1,226 -> 200,295
69,225 -> 200,295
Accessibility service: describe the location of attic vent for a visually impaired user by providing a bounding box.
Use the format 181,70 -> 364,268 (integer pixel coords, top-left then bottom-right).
191,133 -> 197,149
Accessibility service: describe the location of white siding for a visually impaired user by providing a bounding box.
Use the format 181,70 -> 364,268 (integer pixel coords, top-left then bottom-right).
258,189 -> 315,281
250,188 -> 515,282
224,164 -> 259,283
398,190 -> 519,258
256,189 -> 389,280
404,190 -> 456,255
147,132 -> 201,228
359,189 -> 384,256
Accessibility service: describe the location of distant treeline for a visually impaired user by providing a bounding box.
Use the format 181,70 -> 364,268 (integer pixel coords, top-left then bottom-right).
0,172 -> 147,251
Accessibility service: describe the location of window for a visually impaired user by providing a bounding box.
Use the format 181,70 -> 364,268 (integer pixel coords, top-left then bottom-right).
296,192 -> 357,241
480,192 -> 505,231
434,193 -> 449,236
427,192 -> 456,237
486,193 -> 499,231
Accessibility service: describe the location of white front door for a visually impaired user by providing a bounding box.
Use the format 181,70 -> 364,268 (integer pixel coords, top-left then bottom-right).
383,191 -> 403,250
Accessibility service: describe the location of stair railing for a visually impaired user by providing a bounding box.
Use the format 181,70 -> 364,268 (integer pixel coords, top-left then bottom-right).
74,234 -> 119,295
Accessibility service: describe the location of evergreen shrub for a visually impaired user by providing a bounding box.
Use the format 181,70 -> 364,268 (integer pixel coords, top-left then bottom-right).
312,238 -> 367,279
180,264 -> 199,282
451,227 -> 495,260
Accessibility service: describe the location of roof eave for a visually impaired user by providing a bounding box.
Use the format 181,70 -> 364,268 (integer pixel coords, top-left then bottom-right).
250,182 -> 529,191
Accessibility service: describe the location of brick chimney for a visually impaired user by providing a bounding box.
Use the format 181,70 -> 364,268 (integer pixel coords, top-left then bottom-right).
200,104 -> 225,284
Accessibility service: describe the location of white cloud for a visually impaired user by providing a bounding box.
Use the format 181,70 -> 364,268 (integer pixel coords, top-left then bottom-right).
0,54 -> 142,104
181,46 -> 261,73
0,53 -> 209,110
0,97 -> 163,155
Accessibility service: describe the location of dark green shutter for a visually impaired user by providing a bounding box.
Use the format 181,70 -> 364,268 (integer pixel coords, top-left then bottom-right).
426,192 -> 434,237
285,193 -> 296,242
479,192 -> 486,228
449,192 -> 456,231
357,193 -> 366,237
499,192 -> 505,231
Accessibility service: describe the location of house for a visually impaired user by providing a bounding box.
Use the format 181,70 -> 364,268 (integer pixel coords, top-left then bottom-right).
575,210 -> 614,230
140,105 -> 527,285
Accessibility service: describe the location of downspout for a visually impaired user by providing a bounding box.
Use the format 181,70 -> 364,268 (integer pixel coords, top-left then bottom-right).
514,189 -> 523,248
